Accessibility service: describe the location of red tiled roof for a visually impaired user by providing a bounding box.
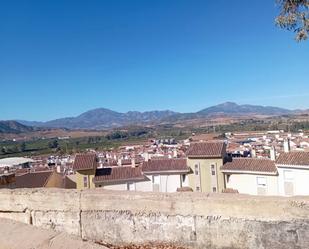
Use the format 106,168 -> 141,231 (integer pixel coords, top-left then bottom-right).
120,159 -> 133,165
15,168 -> 31,176
221,158 -> 277,174
93,166 -> 146,184
0,173 -> 15,186
15,171 -> 53,188
73,154 -> 97,171
31,166 -> 51,172
142,158 -> 189,173
120,158 -> 143,165
109,159 -> 118,166
276,152 -> 309,166
187,142 -> 226,158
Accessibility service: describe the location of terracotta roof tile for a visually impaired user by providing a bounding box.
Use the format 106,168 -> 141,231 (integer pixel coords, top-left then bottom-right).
15,168 -> 31,176
73,154 -> 97,171
142,158 -> 189,173
0,173 -> 15,186
93,166 -> 146,184
120,159 -> 133,165
221,158 -> 277,174
15,171 -> 53,188
276,152 -> 309,166
187,142 -> 226,158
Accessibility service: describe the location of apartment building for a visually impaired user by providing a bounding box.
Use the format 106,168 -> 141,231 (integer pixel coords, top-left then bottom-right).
186,142 -> 226,193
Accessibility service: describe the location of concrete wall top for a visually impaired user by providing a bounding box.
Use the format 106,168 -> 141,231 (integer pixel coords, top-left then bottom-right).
0,188 -> 80,212
1,188 -> 309,221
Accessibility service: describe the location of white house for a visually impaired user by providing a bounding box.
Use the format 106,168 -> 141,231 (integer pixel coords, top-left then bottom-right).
93,166 -> 150,191
92,158 -> 190,192
221,158 -> 278,196
0,157 -> 34,169
276,152 -> 309,196
141,158 -> 190,192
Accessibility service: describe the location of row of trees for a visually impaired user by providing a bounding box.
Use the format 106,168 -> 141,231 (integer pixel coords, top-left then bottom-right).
1,142 -> 26,155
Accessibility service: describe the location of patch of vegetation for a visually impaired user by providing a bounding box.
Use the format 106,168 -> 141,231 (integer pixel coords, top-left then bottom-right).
1,119 -> 308,158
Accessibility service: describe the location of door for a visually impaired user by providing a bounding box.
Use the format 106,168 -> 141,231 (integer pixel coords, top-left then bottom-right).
152,175 -> 160,192
283,170 -> 294,196
256,176 -> 267,195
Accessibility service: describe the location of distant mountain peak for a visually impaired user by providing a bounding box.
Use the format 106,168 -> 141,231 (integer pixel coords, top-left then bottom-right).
14,102 -> 298,130
219,101 -> 238,106
198,102 -> 292,116
16,108 -> 178,129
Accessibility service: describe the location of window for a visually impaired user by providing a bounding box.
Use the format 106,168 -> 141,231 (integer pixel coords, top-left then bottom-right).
153,175 -> 160,184
196,186 -> 200,191
83,176 -> 88,188
182,174 -> 186,183
256,177 -> 267,187
195,164 -> 199,175
226,175 -> 230,183
211,164 -> 216,176
212,187 -> 217,192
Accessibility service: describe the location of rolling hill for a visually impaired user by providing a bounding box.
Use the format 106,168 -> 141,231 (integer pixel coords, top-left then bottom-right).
0,121 -> 35,134
197,102 -> 292,116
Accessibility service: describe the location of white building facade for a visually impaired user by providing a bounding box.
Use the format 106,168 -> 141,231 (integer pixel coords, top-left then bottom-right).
276,151 -> 309,196
221,158 -> 279,196
93,158 -> 190,193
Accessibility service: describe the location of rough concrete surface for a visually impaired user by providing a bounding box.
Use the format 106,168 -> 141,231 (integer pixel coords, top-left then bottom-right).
0,218 -> 107,249
2,188 -> 309,248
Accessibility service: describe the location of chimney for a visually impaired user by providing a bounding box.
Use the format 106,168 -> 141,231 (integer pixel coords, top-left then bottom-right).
284,139 -> 290,153
251,149 -> 256,158
144,152 -> 149,162
173,149 -> 177,158
98,158 -> 103,169
131,158 -> 136,168
270,146 -> 276,161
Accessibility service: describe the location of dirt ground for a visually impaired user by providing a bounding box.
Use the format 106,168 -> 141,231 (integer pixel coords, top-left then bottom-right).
102,243 -> 188,249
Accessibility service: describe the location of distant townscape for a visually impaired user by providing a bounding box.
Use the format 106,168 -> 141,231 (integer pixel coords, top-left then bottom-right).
1,127 -> 309,196
2,0 -> 308,247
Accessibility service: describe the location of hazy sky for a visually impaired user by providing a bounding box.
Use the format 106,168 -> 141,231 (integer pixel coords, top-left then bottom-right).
1,0 -> 308,121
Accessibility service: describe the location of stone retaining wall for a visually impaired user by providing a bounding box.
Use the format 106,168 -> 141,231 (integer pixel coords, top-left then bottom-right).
1,188 -> 309,248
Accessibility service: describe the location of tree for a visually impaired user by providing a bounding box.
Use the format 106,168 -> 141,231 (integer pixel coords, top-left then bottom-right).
87,137 -> 93,144
48,140 -> 59,149
276,0 -> 309,41
1,147 -> 6,154
19,142 -> 26,152
13,145 -> 19,153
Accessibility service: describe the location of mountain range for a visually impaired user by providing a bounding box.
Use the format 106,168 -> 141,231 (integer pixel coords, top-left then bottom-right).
0,120 -> 36,134
9,102 -> 305,130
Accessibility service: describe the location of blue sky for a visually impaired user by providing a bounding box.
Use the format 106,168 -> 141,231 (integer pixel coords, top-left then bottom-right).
1,0 -> 308,121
